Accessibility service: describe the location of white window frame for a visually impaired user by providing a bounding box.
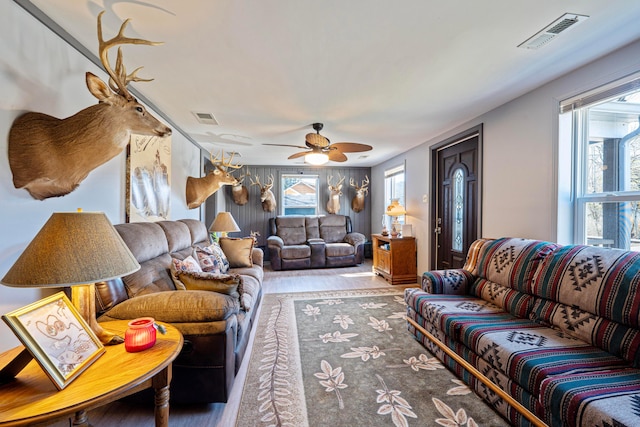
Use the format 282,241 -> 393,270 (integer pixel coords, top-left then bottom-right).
561,72 -> 640,249
384,163 -> 406,228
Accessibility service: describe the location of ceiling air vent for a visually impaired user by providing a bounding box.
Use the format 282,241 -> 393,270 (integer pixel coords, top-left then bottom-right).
518,13 -> 589,50
193,111 -> 219,125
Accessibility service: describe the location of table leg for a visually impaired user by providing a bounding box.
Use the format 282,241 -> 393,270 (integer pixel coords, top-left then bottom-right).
152,364 -> 172,427
72,409 -> 90,427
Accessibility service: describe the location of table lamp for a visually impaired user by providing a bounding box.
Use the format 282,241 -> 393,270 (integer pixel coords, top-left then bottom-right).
209,211 -> 240,238
386,199 -> 407,237
1,211 -> 140,346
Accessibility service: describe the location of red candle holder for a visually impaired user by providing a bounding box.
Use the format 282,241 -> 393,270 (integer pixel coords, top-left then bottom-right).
125,317 -> 157,352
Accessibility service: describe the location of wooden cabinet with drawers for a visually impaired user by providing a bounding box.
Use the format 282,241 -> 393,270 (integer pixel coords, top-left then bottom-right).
372,234 -> 417,285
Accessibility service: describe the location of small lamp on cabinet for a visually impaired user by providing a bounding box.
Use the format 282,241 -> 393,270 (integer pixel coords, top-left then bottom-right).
386,199 -> 406,237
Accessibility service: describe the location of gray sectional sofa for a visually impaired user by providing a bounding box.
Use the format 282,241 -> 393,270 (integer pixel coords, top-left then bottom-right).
267,214 -> 365,270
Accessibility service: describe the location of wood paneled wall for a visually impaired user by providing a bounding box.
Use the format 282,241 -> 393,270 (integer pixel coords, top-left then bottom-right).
205,165 -> 372,249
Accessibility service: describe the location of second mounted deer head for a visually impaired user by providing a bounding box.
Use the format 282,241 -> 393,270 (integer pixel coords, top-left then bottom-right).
251,174 -> 276,212
231,167 -> 250,206
8,11 -> 171,200
326,174 -> 345,214
186,150 -> 241,209
350,175 -> 369,213
327,174 -> 345,214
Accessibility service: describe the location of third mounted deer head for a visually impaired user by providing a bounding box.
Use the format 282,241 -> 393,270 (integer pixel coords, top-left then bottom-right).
251,174 -> 276,212
186,150 -> 242,209
350,175 -> 369,213
231,167 -> 250,206
326,174 -> 345,214
8,11 -> 171,200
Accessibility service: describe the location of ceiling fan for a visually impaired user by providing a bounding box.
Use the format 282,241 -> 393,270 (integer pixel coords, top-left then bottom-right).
264,123 -> 372,164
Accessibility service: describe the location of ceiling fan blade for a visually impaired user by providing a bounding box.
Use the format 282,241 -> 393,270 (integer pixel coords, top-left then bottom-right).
263,143 -> 309,149
327,150 -> 348,162
305,133 -> 330,148
330,142 -> 373,153
288,151 -> 311,159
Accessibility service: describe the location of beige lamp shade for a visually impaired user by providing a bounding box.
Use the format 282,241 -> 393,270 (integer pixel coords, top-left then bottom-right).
209,211 -> 240,234
1,211 -> 140,287
386,199 -> 407,217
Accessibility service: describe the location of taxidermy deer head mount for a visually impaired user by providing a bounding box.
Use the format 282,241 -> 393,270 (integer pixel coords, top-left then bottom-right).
186,150 -> 241,209
250,174 -> 276,212
350,175 -> 369,213
8,11 -> 171,200
231,167 -> 250,206
326,174 -> 345,214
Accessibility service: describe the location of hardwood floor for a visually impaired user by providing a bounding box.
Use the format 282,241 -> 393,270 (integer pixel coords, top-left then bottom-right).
46,260 -> 417,427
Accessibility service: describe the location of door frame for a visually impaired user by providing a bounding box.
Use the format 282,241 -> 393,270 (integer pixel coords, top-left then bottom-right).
430,124 -> 483,270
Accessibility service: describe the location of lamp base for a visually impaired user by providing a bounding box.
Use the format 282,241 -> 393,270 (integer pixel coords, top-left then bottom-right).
71,284 -> 124,345
391,219 -> 401,238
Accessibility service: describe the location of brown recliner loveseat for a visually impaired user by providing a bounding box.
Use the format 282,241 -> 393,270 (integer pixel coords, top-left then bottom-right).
267,215 -> 365,270
94,219 -> 263,403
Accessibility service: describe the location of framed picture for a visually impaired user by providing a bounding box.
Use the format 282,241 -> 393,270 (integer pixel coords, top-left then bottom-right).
1,292 -> 105,390
126,133 -> 172,223
401,224 -> 413,237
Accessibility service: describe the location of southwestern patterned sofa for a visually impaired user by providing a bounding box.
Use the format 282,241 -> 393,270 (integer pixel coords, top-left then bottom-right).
405,237 -> 640,427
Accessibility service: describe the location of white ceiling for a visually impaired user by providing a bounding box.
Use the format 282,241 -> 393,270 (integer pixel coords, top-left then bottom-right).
21,0 -> 640,167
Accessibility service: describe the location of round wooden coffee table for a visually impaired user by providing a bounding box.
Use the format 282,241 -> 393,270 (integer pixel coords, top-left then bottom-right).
0,320 -> 183,427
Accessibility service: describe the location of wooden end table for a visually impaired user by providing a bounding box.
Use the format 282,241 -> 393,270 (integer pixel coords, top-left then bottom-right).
372,233 -> 417,284
0,320 -> 183,427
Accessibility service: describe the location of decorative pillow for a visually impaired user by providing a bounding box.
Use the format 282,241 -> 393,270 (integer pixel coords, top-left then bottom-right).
170,255 -> 202,290
176,270 -> 242,299
199,242 -> 230,273
193,247 -> 223,273
219,237 -> 254,268
174,255 -> 202,272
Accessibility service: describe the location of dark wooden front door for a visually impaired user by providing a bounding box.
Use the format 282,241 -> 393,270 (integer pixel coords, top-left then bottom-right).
432,126 -> 481,270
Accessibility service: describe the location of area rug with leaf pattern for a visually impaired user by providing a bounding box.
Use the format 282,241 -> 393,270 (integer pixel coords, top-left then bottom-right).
235,288 -> 509,427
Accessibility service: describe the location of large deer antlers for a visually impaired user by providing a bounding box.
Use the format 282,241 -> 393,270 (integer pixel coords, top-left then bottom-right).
97,10 -> 163,100
327,174 -> 345,193
210,150 -> 243,171
350,175 -> 369,195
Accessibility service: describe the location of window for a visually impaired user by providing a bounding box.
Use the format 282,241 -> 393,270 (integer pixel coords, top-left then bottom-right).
561,75 -> 640,250
452,167 -> 465,252
281,174 -> 319,215
384,164 -> 405,228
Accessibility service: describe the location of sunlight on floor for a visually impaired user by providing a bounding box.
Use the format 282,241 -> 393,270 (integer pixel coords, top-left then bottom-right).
340,271 -> 376,278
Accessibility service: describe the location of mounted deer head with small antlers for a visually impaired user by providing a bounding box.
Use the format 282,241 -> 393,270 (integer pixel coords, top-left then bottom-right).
326,174 -> 345,214
250,174 -> 276,212
231,167 -> 250,206
186,150 -> 242,209
8,11 -> 171,200
350,175 -> 369,213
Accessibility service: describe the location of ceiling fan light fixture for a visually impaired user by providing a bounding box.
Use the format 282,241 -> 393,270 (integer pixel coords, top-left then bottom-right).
305,152 -> 329,165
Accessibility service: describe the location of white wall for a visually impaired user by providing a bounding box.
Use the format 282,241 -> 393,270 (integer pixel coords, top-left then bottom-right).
0,2 -> 201,352
373,38 -> 640,276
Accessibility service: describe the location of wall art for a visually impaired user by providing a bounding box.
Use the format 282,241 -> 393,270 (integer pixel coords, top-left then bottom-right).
127,134 -> 172,222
